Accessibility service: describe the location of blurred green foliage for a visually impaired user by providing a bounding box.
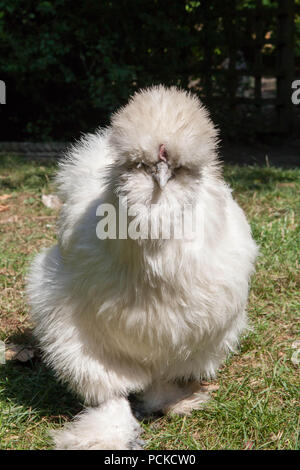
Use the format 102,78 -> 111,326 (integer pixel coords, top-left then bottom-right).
0,0 -> 298,141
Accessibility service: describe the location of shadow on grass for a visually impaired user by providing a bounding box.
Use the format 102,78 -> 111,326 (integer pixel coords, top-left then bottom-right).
0,154 -> 58,169
1,359 -> 81,423
0,155 -> 57,191
223,165 -> 299,192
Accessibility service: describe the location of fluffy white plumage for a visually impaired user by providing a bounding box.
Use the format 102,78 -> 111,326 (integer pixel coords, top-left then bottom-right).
27,85 -> 258,449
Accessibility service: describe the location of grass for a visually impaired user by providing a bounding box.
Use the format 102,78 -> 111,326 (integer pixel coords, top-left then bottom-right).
0,154 -> 299,450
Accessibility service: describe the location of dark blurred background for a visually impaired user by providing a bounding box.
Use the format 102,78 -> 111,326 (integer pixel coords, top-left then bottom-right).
0,0 -> 299,159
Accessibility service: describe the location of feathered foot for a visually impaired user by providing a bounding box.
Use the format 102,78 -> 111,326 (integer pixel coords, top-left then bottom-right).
164,389 -> 209,416
134,381 -> 210,417
51,397 -> 144,450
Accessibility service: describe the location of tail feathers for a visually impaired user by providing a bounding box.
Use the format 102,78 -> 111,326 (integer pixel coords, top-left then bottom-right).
51,397 -> 143,450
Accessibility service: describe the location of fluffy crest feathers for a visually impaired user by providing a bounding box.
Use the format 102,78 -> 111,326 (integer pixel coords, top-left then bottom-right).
109,85 -> 219,168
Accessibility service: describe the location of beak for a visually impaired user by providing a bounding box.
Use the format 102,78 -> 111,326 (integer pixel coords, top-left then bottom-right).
153,161 -> 172,190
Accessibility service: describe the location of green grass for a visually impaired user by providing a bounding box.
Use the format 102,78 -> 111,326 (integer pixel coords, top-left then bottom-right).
0,155 -> 299,450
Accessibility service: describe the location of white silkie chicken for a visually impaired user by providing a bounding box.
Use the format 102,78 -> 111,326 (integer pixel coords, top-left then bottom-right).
27,85 -> 258,449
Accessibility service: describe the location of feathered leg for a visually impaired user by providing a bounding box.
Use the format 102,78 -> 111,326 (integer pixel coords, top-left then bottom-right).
51,397 -> 144,450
